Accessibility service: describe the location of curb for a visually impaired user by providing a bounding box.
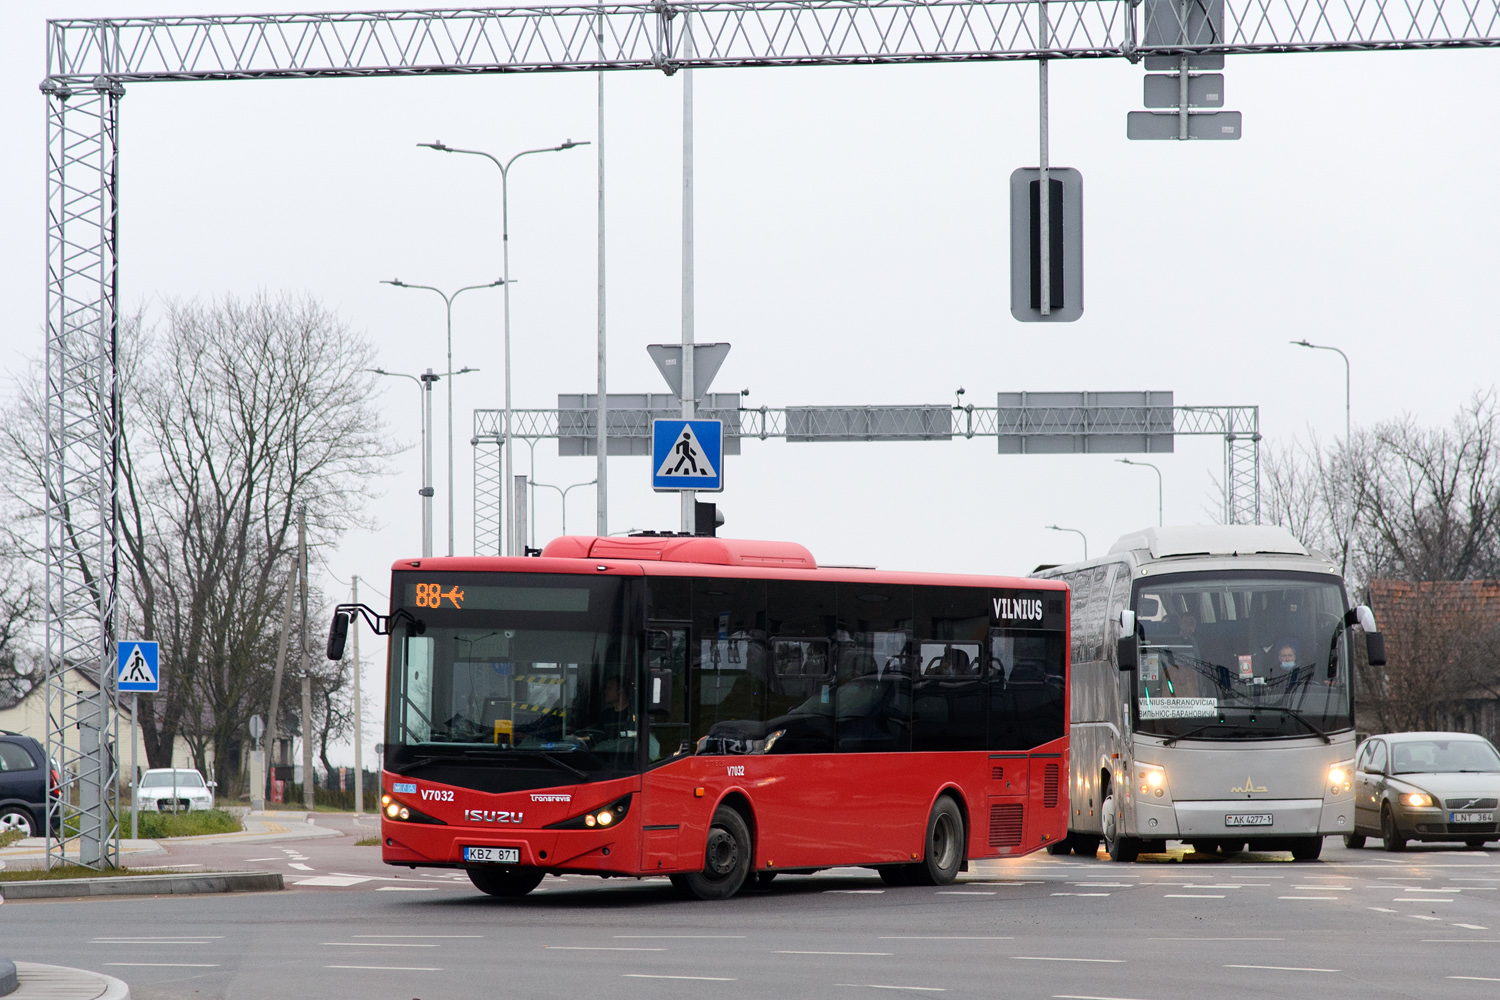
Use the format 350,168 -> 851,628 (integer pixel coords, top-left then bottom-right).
0,870 -> 283,901
11,963 -> 128,1000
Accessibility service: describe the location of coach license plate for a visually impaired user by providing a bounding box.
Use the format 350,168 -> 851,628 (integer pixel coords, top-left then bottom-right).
1452,812 -> 1492,824
1225,813 -> 1273,827
464,846 -> 520,864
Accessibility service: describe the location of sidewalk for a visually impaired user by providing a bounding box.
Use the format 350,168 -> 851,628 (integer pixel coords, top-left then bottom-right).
0,811 -> 341,871
4,962 -> 128,1000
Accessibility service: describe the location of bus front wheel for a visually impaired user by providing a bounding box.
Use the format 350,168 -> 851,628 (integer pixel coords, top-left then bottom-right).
467,867 -> 545,898
678,807 -> 753,900
910,796 -> 965,886
1102,796 -> 1140,863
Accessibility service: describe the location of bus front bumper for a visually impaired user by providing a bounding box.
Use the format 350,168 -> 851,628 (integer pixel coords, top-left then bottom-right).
1171,798 -> 1327,838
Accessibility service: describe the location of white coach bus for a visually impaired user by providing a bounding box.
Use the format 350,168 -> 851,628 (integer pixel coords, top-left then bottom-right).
1034,525 -> 1386,862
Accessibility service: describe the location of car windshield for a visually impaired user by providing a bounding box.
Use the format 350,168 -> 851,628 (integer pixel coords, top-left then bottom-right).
1390,739 -> 1500,774
141,771 -> 204,788
387,572 -> 639,774
1132,571 -> 1353,740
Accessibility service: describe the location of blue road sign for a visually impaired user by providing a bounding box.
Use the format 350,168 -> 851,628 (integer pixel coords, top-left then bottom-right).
652,419 -> 724,492
118,640 -> 160,693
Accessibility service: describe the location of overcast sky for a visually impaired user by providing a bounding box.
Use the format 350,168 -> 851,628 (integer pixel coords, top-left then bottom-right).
4,2 -> 1497,768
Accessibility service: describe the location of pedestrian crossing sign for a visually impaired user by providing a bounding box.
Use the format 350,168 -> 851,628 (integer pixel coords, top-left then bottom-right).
652,419 -> 723,493
117,640 -> 160,693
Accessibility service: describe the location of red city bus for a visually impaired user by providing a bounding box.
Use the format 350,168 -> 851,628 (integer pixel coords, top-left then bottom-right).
328,534 -> 1070,900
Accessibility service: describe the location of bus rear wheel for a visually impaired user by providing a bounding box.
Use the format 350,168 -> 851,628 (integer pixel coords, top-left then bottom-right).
910,796 -> 965,886
467,867 -> 545,897
678,807 -> 752,900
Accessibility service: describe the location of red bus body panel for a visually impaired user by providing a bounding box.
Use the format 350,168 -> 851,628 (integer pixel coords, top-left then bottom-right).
380,539 -> 1070,876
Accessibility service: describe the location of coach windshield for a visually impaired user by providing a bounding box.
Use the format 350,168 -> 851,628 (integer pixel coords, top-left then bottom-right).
1132,572 -> 1354,741
386,572 -> 642,777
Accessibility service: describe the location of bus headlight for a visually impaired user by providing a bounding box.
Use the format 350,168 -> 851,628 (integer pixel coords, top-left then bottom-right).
1138,766 -> 1167,798
1328,762 -> 1353,795
552,794 -> 633,830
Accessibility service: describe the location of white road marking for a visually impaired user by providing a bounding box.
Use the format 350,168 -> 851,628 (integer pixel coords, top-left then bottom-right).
352,935 -> 482,939
376,886 -> 437,891
777,951 -> 893,956
1054,995 -> 1161,1000
1293,885 -> 1349,890
1013,957 -> 1125,964
1070,883 -> 1133,887
242,857 -> 281,862
546,946 -> 668,952
937,891 -> 996,895
93,936 -> 224,941
615,935 -> 747,939
1165,894 -> 1225,899
1451,924 -> 1489,930
92,940 -> 209,945
1410,916 -> 1444,921
288,863 -> 313,871
325,965 -> 442,972
1367,907 -> 1397,913
864,986 -> 946,992
1423,939 -> 1500,943
1396,899 -> 1454,903
880,937 -> 1013,941
106,963 -> 219,968
1404,887 -> 1460,892
825,889 -> 885,894
321,943 -> 440,948
295,876 -> 370,887
624,975 -> 736,981
1148,937 -> 1283,942
1448,977 -> 1500,982
1052,892 -> 1109,897
1224,965 -> 1339,973
1278,896 -> 1338,900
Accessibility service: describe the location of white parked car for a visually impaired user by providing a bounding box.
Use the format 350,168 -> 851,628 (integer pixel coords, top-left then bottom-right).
134,768 -> 216,812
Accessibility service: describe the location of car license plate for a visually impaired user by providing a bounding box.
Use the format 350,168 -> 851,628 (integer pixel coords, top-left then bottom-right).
464,846 -> 520,864
1452,812 -> 1493,824
1225,813 -> 1273,827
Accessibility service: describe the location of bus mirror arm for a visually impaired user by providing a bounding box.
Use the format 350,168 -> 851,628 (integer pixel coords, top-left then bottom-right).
327,603 -> 425,660
1117,635 -> 1139,672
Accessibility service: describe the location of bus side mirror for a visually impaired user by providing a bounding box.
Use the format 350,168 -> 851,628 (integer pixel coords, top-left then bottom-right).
326,612 -> 350,661
1118,609 -> 1136,635
1117,636 -> 1138,671
648,669 -> 673,715
1365,631 -> 1386,667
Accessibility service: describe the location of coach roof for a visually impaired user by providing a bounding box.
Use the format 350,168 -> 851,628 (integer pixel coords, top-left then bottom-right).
1108,525 -> 1310,560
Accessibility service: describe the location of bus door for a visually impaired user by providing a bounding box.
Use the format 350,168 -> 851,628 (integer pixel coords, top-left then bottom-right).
641,623 -> 692,871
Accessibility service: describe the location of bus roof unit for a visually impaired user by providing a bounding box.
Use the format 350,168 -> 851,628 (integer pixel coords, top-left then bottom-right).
1108,525 -> 1309,560
541,534 -> 818,568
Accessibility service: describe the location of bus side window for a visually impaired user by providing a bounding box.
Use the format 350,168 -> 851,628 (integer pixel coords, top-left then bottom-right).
646,626 -> 690,762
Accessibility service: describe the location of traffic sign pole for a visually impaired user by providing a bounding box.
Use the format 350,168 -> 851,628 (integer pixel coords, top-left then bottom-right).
130,694 -> 137,841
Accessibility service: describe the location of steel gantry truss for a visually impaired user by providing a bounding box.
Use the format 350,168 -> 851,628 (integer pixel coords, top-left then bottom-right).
473,400 -> 1260,551
40,0 -> 1497,866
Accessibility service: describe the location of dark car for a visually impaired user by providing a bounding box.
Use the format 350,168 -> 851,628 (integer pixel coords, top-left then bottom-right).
0,731 -> 55,838
1346,731 -> 1500,851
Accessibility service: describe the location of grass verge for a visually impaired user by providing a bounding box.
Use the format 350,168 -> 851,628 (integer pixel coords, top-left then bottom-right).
124,808 -> 241,838
0,829 -> 25,848
0,865 -> 192,882
354,836 -> 380,846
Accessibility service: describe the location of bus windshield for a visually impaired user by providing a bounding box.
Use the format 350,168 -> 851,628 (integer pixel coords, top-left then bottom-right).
1132,572 -> 1353,740
387,573 -> 640,773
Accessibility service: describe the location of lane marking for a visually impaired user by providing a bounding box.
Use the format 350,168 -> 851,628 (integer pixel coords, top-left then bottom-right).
1278,896 -> 1338,901
546,946 -> 667,952
825,889 -> 885,894
865,987 -> 945,993
1225,965 -> 1339,973
936,891 -> 996,895
1448,977 -> 1500,982
1451,924 -> 1489,930
1404,887 -> 1460,892
1165,894 -> 1225,899
1054,995 -> 1162,1000
288,863 -> 314,871
1425,939 -> 1500,943
1396,899 -> 1455,904
1014,957 -> 1125,964
880,937 -> 1013,941
376,886 -> 437,891
92,941 -> 210,945
353,935 -> 483,939
242,857 -> 280,862
106,963 -> 219,968
1293,885 -> 1349,891
624,975 -> 736,981
321,943 -> 439,948
1148,937 -> 1283,942
777,951 -> 893,956
1053,893 -> 1110,897
93,937 -> 224,941
615,935 -> 747,939
325,965 -> 442,972
1410,916 -> 1444,921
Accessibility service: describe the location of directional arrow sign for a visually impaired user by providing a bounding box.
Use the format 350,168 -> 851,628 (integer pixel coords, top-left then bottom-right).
118,640 -> 160,693
652,419 -> 724,492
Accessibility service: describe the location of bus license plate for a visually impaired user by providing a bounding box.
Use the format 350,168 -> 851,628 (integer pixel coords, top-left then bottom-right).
1224,813 -> 1273,827
464,846 -> 520,864
1452,812 -> 1492,824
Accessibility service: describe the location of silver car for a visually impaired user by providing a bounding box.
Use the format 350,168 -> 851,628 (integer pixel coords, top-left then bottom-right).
1345,732 -> 1500,851
134,768 -> 216,812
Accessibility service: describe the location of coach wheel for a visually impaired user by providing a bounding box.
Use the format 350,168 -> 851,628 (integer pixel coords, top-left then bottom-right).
1290,836 -> 1323,861
910,796 -> 964,886
467,867 -> 545,898
1071,835 -> 1101,858
1380,806 -> 1407,852
680,807 -> 752,900
1102,795 -> 1140,863
1343,832 -> 1366,849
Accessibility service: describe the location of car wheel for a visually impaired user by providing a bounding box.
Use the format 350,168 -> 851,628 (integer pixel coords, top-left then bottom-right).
680,807 -> 753,900
1102,795 -> 1140,863
1380,806 -> 1407,852
908,796 -> 965,886
1290,836 -> 1324,861
0,809 -> 36,837
467,867 -> 545,897
1343,832 -> 1366,849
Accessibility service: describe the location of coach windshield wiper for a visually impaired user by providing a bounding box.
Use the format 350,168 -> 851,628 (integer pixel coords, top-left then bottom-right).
1274,707 -> 1332,744
1162,721 -> 1222,747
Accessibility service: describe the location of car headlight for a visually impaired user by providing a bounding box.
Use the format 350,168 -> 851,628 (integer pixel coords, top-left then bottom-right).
1402,792 -> 1433,808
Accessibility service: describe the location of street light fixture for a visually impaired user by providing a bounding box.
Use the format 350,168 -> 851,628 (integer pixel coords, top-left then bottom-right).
1290,339 -> 1353,574
1116,458 -> 1164,527
419,137 -> 591,556
530,479 -> 598,538
1046,524 -> 1088,560
381,277 -> 502,556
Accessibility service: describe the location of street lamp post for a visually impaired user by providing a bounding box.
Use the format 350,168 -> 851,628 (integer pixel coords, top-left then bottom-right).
1291,339 -> 1353,574
1116,458 -> 1164,527
1046,524 -> 1088,560
370,367 -> 471,557
530,479 -> 598,537
381,277 -> 501,556
419,138 -> 590,556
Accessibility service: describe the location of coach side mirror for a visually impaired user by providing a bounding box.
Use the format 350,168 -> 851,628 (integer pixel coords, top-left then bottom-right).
1364,631 -> 1386,667
1118,609 -> 1136,635
648,669 -> 673,715
1117,635 -> 1138,672
1347,605 -> 1378,633
326,612 -> 350,661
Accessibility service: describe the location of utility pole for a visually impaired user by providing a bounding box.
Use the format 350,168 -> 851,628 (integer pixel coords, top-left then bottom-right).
299,506 -> 315,813
266,558 -> 298,796
351,574 -> 363,816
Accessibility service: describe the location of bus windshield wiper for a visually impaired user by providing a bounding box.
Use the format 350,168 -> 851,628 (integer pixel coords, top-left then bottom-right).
1162,722 -> 1221,747
509,749 -> 590,780
1274,707 -> 1332,744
